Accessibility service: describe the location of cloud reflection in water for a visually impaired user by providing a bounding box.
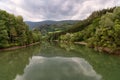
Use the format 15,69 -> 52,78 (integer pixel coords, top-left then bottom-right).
14,56 -> 102,80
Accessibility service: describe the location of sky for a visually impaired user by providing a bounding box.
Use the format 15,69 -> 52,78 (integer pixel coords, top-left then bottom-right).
0,0 -> 120,21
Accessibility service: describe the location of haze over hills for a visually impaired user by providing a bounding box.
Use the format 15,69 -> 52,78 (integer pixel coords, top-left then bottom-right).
25,20 -> 79,30
25,20 -> 79,36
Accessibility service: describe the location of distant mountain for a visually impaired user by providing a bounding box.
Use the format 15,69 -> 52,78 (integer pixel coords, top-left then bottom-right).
25,20 -> 79,30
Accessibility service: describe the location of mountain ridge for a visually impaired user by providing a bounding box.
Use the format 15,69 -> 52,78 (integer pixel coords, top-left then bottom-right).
25,20 -> 79,29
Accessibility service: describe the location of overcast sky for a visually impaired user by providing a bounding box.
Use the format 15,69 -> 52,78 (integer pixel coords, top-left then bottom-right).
0,0 -> 119,21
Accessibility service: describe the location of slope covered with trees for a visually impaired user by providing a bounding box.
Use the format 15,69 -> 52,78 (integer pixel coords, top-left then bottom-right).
45,7 -> 115,41
0,10 -> 41,48
48,7 -> 120,54
26,20 -> 79,38
26,20 -> 78,30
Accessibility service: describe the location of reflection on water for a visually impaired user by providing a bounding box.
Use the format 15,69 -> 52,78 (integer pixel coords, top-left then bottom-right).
0,42 -> 120,80
0,44 -> 41,80
14,56 -> 101,80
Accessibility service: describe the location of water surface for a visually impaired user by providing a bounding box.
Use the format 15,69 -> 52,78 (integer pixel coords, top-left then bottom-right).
0,42 -> 120,80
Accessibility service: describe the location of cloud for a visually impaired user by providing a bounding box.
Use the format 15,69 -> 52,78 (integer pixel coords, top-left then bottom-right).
0,0 -> 119,21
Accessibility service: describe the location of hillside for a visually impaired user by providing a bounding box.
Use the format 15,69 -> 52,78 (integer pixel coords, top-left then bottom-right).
26,20 -> 79,35
25,20 -> 57,29
47,6 -> 120,54
25,20 -> 79,29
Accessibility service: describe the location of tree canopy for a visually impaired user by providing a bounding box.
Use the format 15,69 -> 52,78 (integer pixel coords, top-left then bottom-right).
0,10 -> 41,48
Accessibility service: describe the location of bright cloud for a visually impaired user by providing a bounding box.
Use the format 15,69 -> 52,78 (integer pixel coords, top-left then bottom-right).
0,0 -> 119,21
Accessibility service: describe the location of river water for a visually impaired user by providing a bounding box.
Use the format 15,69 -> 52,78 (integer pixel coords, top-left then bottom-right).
0,42 -> 120,80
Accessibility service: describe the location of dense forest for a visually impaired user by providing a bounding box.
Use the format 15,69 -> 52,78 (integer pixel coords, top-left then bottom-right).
44,6 -> 120,54
0,6 -> 120,54
44,7 -> 115,40
0,10 -> 41,48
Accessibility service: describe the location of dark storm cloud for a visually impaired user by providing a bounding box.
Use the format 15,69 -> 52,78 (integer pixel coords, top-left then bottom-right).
0,0 -> 119,21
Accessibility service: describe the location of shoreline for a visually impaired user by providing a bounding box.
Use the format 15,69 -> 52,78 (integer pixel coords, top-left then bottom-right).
95,47 -> 120,55
0,42 -> 40,51
74,42 -> 120,55
74,42 -> 87,46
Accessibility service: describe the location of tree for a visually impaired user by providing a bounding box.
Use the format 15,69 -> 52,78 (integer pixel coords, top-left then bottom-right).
0,9 -> 41,48
114,19 -> 120,46
0,20 -> 9,48
113,7 -> 120,19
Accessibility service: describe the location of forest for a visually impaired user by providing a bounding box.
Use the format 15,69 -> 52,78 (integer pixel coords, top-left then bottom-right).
45,7 -> 120,54
0,6 -> 120,54
0,10 -> 41,48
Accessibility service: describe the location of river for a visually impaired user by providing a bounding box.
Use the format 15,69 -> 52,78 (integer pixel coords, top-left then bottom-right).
0,42 -> 120,80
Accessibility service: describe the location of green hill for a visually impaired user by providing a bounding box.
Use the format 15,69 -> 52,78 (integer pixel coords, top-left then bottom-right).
25,20 -> 79,36
48,6 -> 120,54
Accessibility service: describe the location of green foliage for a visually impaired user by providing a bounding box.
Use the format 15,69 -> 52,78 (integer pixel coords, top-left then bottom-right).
0,9 -> 41,48
87,7 -> 120,49
114,19 -> 120,46
113,7 -> 120,19
62,7 -> 115,34
56,6 -> 120,51
0,20 -> 9,48
32,29 -> 41,42
47,7 -> 115,41
60,33 -> 73,42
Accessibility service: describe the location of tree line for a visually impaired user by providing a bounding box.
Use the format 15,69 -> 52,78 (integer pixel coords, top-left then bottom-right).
46,7 -> 115,41
45,6 -> 120,53
0,10 -> 41,48
59,7 -> 120,51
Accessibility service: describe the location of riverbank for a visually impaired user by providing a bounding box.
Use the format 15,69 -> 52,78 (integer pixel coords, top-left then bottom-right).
74,42 -> 87,46
74,42 -> 120,55
55,40 -> 120,54
0,42 -> 40,51
95,47 -> 120,55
